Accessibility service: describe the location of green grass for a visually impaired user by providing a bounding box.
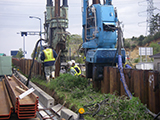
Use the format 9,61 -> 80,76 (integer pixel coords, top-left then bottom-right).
31,74 -> 152,120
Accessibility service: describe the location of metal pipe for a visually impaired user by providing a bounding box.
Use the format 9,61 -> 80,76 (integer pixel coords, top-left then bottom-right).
63,0 -> 68,7
55,0 -> 60,17
106,0 -> 112,5
92,0 -> 100,4
47,0 -> 52,6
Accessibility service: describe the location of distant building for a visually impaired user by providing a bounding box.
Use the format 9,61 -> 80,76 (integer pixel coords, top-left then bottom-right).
149,53 -> 160,71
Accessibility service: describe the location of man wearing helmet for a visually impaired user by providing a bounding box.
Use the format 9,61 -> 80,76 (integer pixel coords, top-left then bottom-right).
71,60 -> 81,76
67,61 -> 77,76
40,45 -> 57,82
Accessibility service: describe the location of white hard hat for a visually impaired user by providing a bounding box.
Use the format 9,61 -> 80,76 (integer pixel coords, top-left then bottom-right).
68,61 -> 72,66
71,60 -> 75,64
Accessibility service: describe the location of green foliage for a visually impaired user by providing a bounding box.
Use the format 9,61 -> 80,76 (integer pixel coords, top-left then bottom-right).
150,42 -> 160,54
131,44 -> 136,49
16,48 -> 24,59
31,46 -> 40,59
31,74 -> 152,120
137,35 -> 145,46
150,13 -> 160,35
124,41 -> 131,49
49,73 -> 88,91
75,56 -> 84,63
131,36 -> 137,41
69,34 -> 83,44
153,31 -> 160,40
67,34 -> 83,57
134,58 -> 139,63
83,94 -> 152,120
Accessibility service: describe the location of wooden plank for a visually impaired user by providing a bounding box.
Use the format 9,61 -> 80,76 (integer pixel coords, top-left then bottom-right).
139,70 -> 145,104
143,70 -> 149,106
148,71 -> 160,114
101,66 -> 110,94
133,70 -> 141,99
110,67 -> 120,95
25,59 -> 27,75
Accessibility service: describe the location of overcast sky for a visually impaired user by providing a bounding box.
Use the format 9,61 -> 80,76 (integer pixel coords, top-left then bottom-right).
0,0 -> 160,58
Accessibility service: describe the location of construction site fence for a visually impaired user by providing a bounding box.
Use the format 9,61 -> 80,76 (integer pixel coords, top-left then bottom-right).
99,66 -> 160,114
12,58 -> 160,114
12,58 -> 44,78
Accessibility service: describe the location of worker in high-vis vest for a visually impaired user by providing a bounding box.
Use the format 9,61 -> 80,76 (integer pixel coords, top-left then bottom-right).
40,46 -> 57,82
71,60 -> 81,76
123,62 -> 132,69
67,61 -> 77,76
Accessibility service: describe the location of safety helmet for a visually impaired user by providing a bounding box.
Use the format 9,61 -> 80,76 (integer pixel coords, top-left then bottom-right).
67,61 -> 72,67
71,60 -> 75,64
43,45 -> 49,49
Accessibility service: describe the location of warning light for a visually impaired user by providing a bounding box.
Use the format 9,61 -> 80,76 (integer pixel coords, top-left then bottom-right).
78,108 -> 85,114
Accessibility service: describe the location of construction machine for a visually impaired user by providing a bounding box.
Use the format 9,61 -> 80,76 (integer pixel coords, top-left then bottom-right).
82,0 -> 125,81
44,0 -> 69,76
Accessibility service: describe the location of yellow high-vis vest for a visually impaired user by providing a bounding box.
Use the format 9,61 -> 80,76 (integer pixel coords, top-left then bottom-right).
73,65 -> 81,75
71,67 -> 78,76
43,48 -> 55,62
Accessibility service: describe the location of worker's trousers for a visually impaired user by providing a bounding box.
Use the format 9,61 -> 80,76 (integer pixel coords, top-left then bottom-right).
44,65 -> 55,78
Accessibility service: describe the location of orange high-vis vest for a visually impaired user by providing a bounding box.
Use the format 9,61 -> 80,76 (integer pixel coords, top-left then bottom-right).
43,48 -> 55,62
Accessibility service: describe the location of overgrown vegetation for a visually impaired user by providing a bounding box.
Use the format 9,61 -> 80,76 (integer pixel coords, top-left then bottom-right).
16,48 -> 24,59
31,74 -> 152,120
125,31 -> 160,48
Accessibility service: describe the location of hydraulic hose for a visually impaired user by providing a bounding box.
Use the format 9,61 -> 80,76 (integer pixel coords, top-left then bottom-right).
118,55 -> 132,99
26,38 -> 46,86
117,23 -> 160,119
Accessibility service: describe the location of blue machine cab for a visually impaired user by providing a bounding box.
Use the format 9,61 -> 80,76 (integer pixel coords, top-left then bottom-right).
82,0 -> 125,80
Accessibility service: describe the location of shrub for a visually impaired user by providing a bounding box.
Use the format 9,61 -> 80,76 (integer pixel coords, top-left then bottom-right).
50,73 -> 88,91
134,58 -> 139,63
131,44 -> 136,49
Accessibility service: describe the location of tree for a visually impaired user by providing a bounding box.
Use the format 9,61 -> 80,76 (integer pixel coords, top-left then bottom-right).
31,46 -> 40,59
150,13 -> 160,35
16,48 -> 24,59
67,34 -> 83,45
67,34 -> 83,56
149,42 -> 160,54
138,35 -> 145,46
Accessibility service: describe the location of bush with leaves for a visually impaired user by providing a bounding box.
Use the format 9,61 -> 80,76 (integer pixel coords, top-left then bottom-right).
131,44 -> 136,49
150,42 -> 160,54
49,73 -> 88,92
134,58 -> 139,63
83,94 -> 152,120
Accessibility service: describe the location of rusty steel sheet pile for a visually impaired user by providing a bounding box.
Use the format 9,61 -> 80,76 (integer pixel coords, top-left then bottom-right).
4,75 -> 38,119
0,79 -> 13,119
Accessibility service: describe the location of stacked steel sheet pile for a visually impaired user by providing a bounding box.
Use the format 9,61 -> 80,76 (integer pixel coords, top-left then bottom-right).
0,79 -> 13,119
4,75 -> 38,119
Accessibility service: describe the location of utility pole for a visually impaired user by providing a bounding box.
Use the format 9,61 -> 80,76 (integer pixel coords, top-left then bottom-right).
21,32 -> 27,58
29,16 -> 43,51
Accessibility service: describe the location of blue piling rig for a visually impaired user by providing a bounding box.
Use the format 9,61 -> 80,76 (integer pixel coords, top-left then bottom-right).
82,0 -> 125,81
